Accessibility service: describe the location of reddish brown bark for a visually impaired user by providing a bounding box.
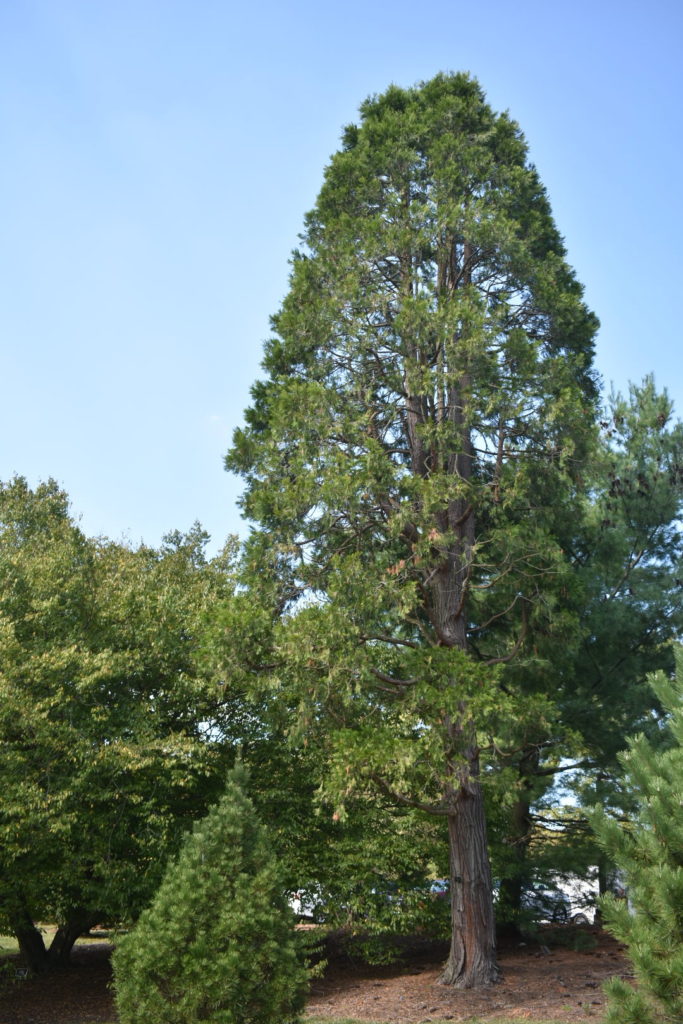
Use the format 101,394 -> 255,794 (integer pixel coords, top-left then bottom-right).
439,745 -> 500,988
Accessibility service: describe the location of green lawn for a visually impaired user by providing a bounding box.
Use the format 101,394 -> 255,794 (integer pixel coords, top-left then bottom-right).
0,932 -> 19,954
0,926 -> 113,958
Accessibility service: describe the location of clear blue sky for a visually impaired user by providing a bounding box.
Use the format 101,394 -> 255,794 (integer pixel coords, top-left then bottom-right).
2,0 -> 681,551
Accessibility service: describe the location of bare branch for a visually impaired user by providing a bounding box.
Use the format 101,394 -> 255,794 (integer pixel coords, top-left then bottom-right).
370,667 -> 418,687
369,771 -> 449,816
361,634 -> 420,649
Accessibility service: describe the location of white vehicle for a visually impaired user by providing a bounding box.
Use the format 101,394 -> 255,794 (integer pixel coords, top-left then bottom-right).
537,871 -> 598,925
288,887 -> 325,920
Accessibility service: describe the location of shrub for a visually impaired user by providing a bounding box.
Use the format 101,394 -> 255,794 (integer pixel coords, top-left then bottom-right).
112,767 -> 309,1024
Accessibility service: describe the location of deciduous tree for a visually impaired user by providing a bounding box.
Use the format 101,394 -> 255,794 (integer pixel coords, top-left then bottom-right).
0,478 -> 234,970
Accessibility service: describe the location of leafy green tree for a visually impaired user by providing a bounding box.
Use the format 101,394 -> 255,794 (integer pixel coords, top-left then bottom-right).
0,477 -> 234,970
226,72 -> 598,986
591,648 -> 683,1024
113,767 -> 309,1024
563,380 -> 683,897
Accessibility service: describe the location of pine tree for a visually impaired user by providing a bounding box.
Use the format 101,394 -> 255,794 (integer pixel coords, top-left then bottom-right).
494,379 -> 683,926
227,72 -> 598,987
112,768 -> 308,1024
591,648 -> 683,1024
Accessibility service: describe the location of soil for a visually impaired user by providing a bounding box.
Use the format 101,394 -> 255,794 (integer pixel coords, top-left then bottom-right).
0,928 -> 630,1024
307,929 -> 629,1022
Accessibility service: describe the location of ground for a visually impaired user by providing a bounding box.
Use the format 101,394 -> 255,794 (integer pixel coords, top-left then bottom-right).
307,929 -> 628,1022
0,928 -> 629,1024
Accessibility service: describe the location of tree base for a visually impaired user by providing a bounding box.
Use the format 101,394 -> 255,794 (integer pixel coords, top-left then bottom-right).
438,953 -> 501,989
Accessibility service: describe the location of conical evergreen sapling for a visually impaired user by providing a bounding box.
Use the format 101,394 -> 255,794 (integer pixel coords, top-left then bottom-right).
591,648 -> 683,1024
112,768 -> 309,1024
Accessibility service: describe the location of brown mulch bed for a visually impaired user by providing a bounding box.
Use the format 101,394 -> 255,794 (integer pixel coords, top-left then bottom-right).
306,929 -> 629,1021
0,929 -> 629,1023
0,943 -> 116,1024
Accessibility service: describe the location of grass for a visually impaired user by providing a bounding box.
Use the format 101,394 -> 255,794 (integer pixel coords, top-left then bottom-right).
0,932 -> 20,954
0,925 -> 113,959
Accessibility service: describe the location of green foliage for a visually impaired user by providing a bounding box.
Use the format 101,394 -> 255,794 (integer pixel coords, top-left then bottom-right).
0,477 -> 236,964
224,67 -> 600,789
228,71 -> 598,665
565,379 -> 683,763
591,648 -> 683,1024
112,768 -> 309,1024
224,72 -> 599,983
201,586 -> 454,947
486,379 -> 683,926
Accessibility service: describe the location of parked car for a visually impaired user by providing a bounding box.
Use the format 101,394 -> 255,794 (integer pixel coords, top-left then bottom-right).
429,878 -> 450,900
430,878 -> 593,924
521,886 -> 570,923
288,886 -> 326,921
519,879 -> 594,925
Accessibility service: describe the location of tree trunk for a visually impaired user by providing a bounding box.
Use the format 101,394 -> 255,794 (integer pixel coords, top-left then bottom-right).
594,856 -> 617,928
497,793 -> 533,938
9,902 -> 98,972
9,905 -> 49,973
498,754 -> 537,933
439,749 -> 499,988
47,908 -> 99,967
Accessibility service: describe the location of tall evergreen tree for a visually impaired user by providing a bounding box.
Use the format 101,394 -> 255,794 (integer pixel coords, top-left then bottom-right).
227,72 -> 598,987
591,648 -> 683,1024
564,379 -> 683,765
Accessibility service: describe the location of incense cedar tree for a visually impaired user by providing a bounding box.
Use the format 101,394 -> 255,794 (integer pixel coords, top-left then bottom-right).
227,72 -> 598,988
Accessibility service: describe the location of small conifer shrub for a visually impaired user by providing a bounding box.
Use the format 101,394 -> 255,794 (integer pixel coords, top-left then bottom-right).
591,648 -> 683,1024
112,767 -> 309,1024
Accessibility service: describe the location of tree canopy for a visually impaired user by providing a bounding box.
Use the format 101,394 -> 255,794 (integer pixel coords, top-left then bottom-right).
0,477 -> 235,969
490,378 -> 683,920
